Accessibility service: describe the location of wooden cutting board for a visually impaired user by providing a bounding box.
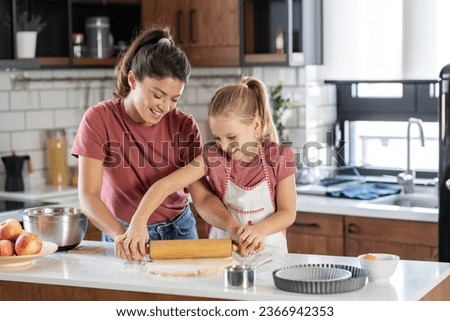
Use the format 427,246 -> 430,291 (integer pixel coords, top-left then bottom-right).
144,257 -> 238,277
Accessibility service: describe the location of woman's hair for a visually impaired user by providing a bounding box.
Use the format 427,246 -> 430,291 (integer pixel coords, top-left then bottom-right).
208,76 -> 279,143
113,27 -> 191,98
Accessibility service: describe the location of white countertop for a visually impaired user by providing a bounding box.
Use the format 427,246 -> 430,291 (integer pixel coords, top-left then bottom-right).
0,241 -> 449,301
0,184 -> 438,223
296,193 -> 438,223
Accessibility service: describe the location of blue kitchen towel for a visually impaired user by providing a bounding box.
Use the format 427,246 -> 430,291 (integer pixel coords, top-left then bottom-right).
326,183 -> 401,200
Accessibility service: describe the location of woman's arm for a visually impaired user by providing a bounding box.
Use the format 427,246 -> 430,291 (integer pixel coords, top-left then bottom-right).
78,156 -> 126,239
119,154 -> 207,260
238,174 -> 297,250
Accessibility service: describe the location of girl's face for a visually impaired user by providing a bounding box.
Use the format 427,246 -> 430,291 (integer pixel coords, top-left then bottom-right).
209,113 -> 261,161
125,73 -> 185,126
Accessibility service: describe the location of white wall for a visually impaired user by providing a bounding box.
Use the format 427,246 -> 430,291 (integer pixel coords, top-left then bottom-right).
323,0 -> 450,80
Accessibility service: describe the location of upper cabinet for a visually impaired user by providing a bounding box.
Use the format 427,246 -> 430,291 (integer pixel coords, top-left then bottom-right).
1,0 -> 322,69
0,0 -> 141,69
142,0 -> 240,67
242,0 -> 322,66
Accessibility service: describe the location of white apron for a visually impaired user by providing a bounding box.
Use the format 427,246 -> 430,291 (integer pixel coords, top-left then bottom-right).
209,146 -> 288,253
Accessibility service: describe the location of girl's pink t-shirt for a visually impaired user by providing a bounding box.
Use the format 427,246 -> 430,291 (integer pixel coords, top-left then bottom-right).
203,141 -> 297,207
71,98 -> 202,224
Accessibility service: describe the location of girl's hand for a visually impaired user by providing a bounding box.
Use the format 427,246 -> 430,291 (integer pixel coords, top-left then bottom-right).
237,225 -> 265,255
114,233 -> 129,260
120,222 -> 149,261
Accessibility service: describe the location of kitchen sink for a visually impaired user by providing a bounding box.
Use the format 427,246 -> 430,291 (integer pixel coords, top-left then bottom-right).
368,193 -> 438,209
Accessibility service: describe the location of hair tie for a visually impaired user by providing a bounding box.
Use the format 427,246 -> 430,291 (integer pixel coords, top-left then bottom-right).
158,38 -> 171,45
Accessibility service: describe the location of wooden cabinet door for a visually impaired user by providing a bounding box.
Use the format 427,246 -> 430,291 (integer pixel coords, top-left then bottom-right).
344,216 -> 438,261
185,0 -> 240,66
142,0 -> 240,66
287,212 -> 344,256
141,0 -> 187,45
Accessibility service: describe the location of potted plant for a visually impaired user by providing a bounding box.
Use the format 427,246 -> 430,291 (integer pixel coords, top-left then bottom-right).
15,11 -> 46,59
270,82 -> 294,143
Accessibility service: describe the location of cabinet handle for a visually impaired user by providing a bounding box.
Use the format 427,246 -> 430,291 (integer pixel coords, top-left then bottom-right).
347,223 -> 358,234
293,222 -> 319,228
176,10 -> 184,44
189,9 -> 197,43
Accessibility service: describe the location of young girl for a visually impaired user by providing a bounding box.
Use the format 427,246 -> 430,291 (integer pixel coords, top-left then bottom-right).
115,76 -> 297,260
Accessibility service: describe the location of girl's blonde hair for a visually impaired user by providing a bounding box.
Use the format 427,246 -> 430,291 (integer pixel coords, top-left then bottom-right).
208,76 -> 279,143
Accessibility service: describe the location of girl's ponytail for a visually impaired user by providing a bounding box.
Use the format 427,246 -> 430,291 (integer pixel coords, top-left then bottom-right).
242,76 -> 279,143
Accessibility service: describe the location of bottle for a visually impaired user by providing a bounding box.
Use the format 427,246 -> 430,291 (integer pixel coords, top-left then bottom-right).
46,129 -> 68,187
72,33 -> 86,58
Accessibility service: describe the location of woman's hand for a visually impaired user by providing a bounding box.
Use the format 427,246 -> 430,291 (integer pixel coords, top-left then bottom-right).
115,222 -> 149,261
237,225 -> 265,256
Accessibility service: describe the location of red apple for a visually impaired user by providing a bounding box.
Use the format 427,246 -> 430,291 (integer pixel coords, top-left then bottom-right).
0,218 -> 23,242
14,232 -> 42,256
0,239 -> 14,256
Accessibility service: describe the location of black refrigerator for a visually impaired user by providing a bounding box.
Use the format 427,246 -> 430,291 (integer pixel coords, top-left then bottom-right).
439,64 -> 450,262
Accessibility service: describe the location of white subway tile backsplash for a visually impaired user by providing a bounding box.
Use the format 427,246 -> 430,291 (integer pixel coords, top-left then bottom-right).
0,72 -> 13,90
0,112 -> 25,131
0,133 -> 11,153
0,92 -> 9,110
10,90 -> 40,110
55,109 -> 84,128
11,130 -> 43,151
25,110 -> 54,129
263,67 -> 298,86
40,89 -> 68,109
0,66 -> 337,190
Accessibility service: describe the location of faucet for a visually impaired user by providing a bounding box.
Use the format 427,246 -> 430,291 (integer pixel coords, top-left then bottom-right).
398,118 -> 425,193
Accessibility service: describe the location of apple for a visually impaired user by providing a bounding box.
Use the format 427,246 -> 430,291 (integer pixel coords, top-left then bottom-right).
0,218 -> 23,242
14,232 -> 42,256
0,239 -> 15,256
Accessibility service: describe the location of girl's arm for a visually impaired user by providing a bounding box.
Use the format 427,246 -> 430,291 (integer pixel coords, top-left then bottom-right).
78,156 -> 126,240
119,154 -> 206,261
238,174 -> 297,251
189,178 -> 241,242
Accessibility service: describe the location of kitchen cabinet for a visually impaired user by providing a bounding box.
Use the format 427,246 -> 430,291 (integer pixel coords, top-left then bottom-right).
0,0 -> 141,69
287,212 -> 344,256
142,0 -> 240,67
288,212 -> 438,261
242,0 -> 322,66
344,216 -> 438,261
190,203 -> 208,239
84,220 -> 102,241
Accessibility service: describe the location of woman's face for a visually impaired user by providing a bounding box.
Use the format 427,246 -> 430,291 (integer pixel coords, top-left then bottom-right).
209,113 -> 260,161
125,73 -> 185,126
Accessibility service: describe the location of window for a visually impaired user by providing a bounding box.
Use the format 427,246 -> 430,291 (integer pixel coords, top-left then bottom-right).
332,80 -> 439,178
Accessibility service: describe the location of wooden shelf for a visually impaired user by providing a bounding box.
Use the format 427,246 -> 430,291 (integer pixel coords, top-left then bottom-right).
72,57 -> 119,67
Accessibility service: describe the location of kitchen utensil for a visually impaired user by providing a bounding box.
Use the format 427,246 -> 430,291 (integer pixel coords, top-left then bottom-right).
21,207 -> 88,251
224,264 -> 255,289
146,239 -> 238,260
85,16 -> 111,58
1,151 -> 32,191
275,266 -> 351,282
0,241 -> 57,268
273,263 -> 368,294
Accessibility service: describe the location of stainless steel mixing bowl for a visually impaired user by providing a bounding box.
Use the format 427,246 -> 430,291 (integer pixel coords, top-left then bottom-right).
21,206 -> 88,251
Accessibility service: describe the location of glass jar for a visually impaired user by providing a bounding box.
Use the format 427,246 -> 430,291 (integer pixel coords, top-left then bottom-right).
46,129 -> 68,187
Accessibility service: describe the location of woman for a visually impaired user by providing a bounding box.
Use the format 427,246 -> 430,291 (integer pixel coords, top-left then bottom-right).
71,27 -> 242,261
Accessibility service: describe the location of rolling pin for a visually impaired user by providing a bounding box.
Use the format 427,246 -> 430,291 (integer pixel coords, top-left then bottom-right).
146,239 -> 238,260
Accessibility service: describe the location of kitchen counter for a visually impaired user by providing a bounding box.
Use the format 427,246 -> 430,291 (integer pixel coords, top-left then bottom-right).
296,193 -> 438,223
0,241 -> 449,301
